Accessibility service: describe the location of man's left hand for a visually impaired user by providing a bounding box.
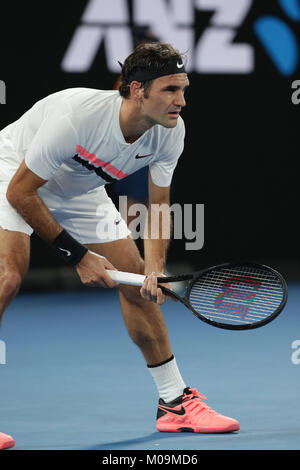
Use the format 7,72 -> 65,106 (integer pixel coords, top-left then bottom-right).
140,272 -> 174,305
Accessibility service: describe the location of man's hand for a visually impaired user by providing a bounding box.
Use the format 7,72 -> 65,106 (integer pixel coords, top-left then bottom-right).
140,273 -> 176,305
76,250 -> 118,288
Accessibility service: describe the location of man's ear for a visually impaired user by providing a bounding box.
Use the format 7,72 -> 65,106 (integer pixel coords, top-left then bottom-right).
129,81 -> 144,102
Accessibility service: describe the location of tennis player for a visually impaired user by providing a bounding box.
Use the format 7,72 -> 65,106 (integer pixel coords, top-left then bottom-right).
0,42 -> 239,448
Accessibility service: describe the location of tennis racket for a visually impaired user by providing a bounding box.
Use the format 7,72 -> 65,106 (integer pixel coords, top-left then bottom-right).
107,262 -> 288,330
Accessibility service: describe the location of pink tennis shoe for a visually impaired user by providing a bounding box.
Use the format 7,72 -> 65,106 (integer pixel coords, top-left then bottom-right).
156,387 -> 240,433
0,432 -> 15,450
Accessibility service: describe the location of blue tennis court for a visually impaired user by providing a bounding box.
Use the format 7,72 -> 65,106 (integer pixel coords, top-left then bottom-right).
0,281 -> 299,450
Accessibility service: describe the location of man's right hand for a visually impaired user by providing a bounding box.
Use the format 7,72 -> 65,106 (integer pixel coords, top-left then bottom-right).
76,250 -> 118,288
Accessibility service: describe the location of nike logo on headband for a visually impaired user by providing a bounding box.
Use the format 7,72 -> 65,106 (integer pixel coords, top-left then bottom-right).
124,56 -> 186,83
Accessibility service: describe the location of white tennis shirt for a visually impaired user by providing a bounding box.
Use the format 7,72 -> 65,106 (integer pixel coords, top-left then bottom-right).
0,88 -> 185,198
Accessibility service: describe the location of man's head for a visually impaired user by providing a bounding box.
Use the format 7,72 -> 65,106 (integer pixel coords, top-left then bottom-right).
119,42 -> 189,128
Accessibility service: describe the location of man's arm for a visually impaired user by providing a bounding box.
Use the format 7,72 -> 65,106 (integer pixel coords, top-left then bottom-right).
140,171 -> 174,304
143,171 -> 172,275
7,161 -> 62,241
6,160 -> 117,288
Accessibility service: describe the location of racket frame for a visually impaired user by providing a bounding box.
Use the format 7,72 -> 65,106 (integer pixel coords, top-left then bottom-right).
157,262 -> 288,330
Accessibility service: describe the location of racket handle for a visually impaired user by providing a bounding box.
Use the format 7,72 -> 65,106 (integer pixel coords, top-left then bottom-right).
107,270 -> 193,285
107,270 -> 146,286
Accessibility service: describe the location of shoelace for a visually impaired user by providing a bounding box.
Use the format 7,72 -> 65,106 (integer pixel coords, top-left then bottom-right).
183,388 -> 217,415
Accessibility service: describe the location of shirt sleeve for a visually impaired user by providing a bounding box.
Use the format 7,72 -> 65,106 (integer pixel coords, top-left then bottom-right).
149,117 -> 185,187
25,112 -> 78,181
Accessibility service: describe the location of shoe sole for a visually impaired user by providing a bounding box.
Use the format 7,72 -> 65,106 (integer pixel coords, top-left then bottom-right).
157,423 -> 240,433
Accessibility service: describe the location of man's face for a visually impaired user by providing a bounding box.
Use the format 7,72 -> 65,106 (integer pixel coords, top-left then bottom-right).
141,73 -> 189,128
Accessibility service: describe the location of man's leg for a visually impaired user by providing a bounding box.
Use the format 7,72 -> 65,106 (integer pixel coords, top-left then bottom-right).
86,236 -> 173,366
0,227 -> 30,327
0,227 -> 30,449
86,236 -> 240,433
87,236 -> 186,403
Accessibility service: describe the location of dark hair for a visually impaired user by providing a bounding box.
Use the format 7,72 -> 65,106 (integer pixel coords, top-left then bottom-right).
119,42 -> 184,99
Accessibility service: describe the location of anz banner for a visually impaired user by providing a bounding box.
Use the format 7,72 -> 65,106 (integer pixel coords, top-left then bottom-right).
61,0 -> 300,76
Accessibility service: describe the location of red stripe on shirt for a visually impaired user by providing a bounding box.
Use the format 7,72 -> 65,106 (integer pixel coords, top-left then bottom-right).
76,145 -> 128,179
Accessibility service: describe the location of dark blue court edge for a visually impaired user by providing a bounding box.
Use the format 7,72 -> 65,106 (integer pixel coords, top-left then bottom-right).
0,450 -> 298,464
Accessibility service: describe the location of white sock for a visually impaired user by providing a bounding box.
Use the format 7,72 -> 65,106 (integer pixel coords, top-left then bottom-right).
148,355 -> 186,403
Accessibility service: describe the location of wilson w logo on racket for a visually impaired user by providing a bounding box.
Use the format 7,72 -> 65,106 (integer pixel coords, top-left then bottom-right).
214,275 -> 262,318
107,262 -> 288,331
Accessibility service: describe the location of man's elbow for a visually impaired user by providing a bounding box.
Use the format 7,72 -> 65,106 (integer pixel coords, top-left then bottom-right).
6,182 -> 17,206
6,182 -> 30,208
6,161 -> 46,208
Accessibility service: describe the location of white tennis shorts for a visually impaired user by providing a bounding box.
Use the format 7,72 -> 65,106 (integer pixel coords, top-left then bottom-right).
0,169 -> 130,245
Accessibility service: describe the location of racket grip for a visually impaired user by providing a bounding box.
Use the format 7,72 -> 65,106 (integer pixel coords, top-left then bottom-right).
107,270 -> 146,286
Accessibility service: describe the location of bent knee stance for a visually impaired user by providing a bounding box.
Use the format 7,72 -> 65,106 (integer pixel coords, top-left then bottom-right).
118,284 -> 170,354
118,283 -> 144,306
0,270 -> 23,301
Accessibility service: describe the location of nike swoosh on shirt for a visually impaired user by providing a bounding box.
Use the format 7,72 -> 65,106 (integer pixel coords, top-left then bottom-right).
135,153 -> 153,159
177,61 -> 184,68
158,405 -> 186,416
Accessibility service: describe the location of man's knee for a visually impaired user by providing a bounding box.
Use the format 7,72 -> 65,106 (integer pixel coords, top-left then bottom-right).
0,270 -> 23,300
118,282 -> 144,306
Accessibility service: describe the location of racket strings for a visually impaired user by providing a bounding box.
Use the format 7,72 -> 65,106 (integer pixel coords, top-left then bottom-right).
188,266 -> 285,325
191,284 -> 282,309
